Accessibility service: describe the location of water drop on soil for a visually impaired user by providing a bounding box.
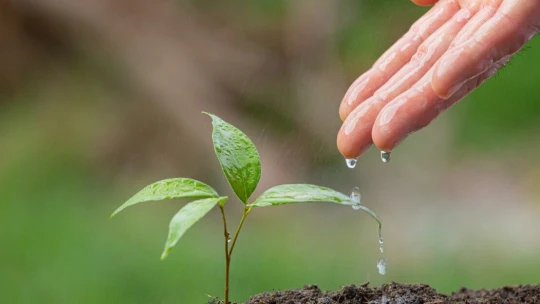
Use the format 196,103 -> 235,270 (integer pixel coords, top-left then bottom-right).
381,151 -> 391,163
345,158 -> 358,168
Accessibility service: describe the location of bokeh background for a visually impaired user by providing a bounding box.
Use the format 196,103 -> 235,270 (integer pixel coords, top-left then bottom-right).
1,0 -> 540,303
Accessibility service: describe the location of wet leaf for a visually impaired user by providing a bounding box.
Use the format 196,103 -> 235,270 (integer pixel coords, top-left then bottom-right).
161,197 -> 227,260
204,112 -> 261,204
111,178 -> 219,217
250,184 -> 381,227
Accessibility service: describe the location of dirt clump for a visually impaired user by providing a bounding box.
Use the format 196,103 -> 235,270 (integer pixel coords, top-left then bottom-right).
243,282 -> 540,304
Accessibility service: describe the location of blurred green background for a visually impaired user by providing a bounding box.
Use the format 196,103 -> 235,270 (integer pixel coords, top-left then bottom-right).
1,0 -> 540,303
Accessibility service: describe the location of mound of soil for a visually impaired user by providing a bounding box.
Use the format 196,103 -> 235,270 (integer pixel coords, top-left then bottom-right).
243,282 -> 540,304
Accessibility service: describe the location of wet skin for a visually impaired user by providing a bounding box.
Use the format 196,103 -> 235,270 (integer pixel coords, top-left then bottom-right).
337,0 -> 540,158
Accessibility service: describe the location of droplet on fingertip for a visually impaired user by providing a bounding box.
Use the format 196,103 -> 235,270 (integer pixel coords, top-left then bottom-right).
345,158 -> 358,168
381,151 -> 391,163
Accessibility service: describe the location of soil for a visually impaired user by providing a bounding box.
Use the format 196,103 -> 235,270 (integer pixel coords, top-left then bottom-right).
219,282 -> 540,304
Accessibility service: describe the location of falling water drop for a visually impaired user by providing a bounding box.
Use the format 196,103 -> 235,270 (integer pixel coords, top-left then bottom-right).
378,226 -> 384,253
381,151 -> 391,163
377,257 -> 387,275
377,225 -> 387,275
345,158 -> 358,168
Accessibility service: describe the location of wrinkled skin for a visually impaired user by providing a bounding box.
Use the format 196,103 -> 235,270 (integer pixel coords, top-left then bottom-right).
337,0 -> 540,158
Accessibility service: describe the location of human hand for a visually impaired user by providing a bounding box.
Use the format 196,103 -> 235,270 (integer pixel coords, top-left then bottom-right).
337,0 -> 540,159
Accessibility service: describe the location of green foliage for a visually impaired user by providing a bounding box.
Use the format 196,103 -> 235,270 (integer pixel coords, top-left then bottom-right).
162,197 -> 228,260
204,112 -> 261,204
251,184 -> 381,228
111,112 -> 380,302
111,178 -> 219,218
251,184 -> 356,207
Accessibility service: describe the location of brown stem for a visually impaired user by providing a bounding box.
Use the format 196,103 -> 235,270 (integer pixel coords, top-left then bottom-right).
220,205 -> 252,304
219,205 -> 230,304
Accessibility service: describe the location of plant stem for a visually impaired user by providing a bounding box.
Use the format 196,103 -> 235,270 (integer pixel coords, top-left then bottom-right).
219,205 -> 230,304
218,206 -> 251,304
228,206 -> 249,257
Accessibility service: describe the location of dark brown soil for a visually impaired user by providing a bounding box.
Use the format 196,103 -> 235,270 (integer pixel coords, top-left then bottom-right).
240,282 -> 540,304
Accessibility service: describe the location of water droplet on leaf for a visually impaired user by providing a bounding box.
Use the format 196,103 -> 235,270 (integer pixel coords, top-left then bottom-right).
350,187 -> 361,204
350,187 -> 362,210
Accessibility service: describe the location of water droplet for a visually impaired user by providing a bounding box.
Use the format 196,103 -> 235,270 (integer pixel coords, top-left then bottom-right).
350,187 -> 362,210
378,226 -> 384,253
350,187 -> 361,204
376,226 -> 387,274
377,257 -> 387,275
345,158 -> 357,168
381,151 -> 391,163
227,233 -> 232,243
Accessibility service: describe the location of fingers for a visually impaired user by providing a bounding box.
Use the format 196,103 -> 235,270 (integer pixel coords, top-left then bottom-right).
371,56 -> 510,151
339,0 -> 460,121
337,4 -> 472,158
338,0 -> 540,158
450,3 -> 500,47
411,0 -> 439,6
337,96 -> 381,158
431,0 -> 540,99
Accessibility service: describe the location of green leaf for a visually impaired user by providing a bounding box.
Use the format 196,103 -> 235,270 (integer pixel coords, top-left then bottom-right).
204,112 -> 261,204
161,197 -> 227,260
111,178 -> 219,218
250,184 -> 381,227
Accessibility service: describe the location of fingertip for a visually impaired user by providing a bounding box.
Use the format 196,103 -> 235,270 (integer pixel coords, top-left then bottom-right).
371,97 -> 410,152
337,129 -> 372,159
339,101 -> 349,122
371,124 -> 401,153
338,98 -> 383,158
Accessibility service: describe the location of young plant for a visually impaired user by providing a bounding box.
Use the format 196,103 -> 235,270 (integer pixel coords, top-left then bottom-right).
111,112 -> 381,303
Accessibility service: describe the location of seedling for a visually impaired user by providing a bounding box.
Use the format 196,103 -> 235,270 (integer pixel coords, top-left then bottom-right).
111,112 -> 381,303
